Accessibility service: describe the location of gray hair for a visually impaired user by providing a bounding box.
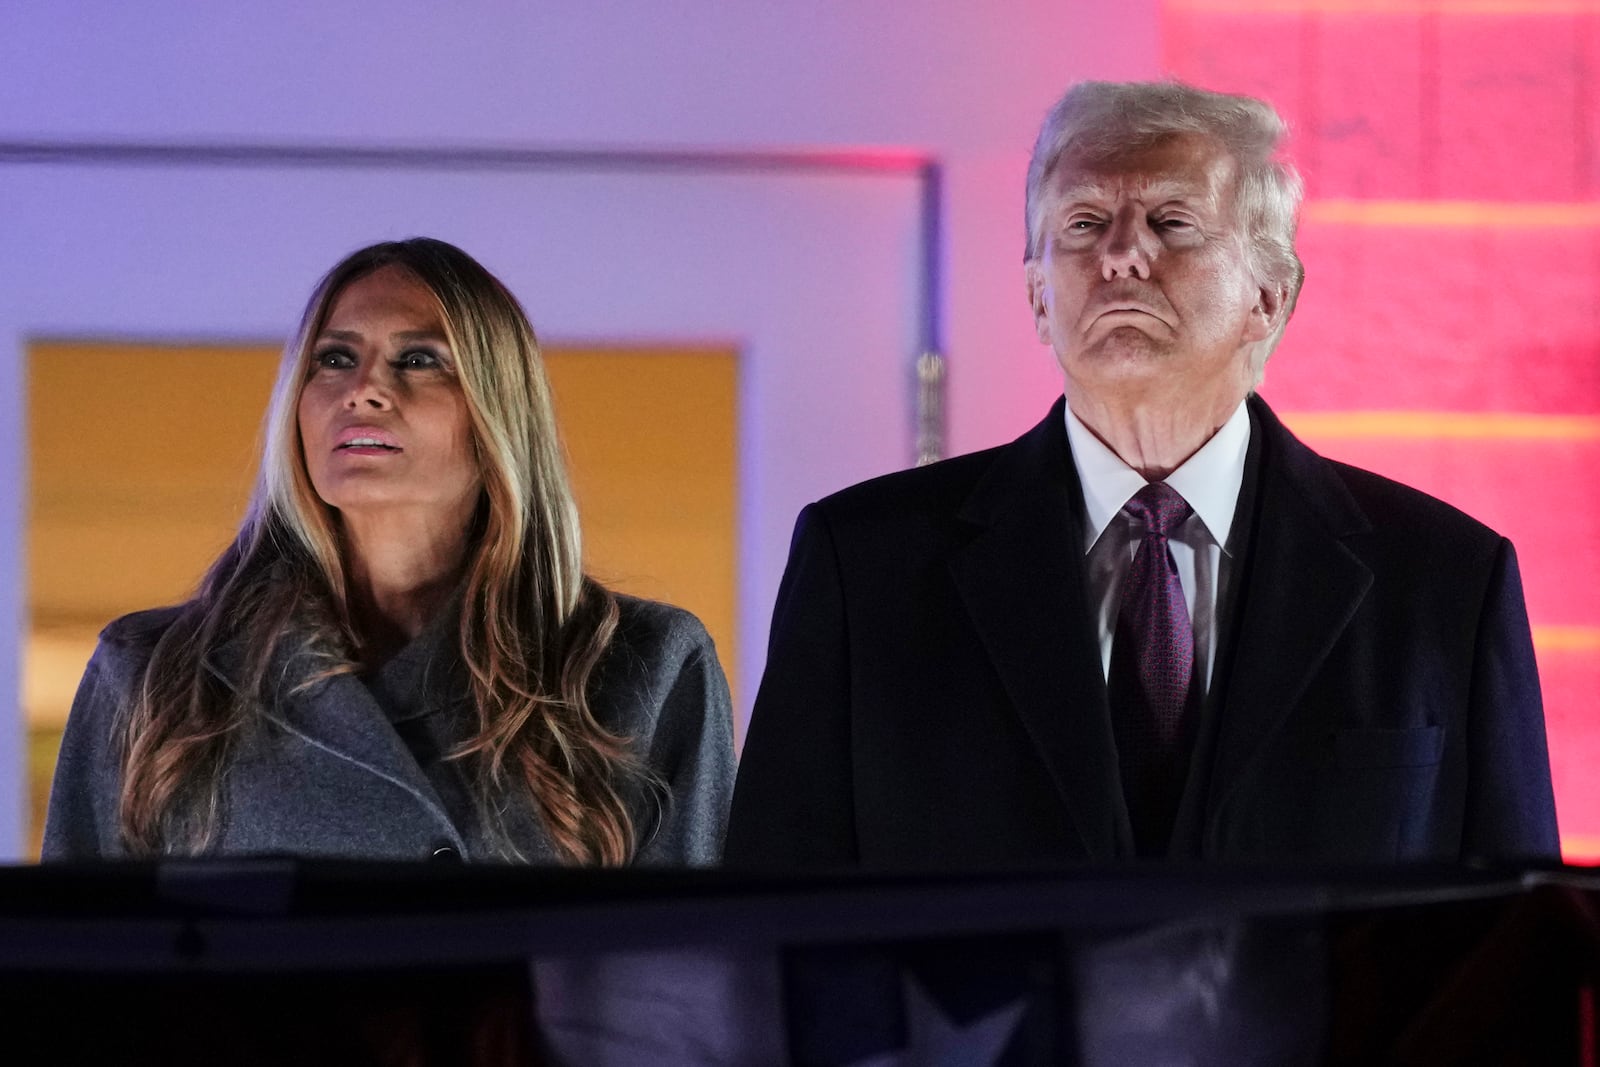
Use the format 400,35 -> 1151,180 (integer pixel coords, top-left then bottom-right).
1024,81 -> 1305,361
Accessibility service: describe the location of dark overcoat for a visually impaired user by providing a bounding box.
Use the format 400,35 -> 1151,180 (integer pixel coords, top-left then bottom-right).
727,396 -> 1560,869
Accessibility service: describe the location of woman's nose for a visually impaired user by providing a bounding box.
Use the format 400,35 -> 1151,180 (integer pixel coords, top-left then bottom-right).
344,362 -> 394,410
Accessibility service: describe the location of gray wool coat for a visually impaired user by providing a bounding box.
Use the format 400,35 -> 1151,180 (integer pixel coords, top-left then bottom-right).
42,594 -> 736,864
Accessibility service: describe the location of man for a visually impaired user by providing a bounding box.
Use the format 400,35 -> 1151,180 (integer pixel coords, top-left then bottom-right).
725,80 -> 1560,868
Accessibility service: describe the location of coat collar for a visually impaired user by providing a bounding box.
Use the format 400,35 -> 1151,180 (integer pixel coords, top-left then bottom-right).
201,613 -> 467,846
948,397 -> 1133,859
198,594 -> 568,861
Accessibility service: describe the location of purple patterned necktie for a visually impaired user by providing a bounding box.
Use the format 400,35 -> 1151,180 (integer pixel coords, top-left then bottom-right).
1107,481 -> 1198,855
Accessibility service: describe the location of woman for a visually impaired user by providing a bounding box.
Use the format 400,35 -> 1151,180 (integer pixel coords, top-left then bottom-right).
42,237 -> 735,865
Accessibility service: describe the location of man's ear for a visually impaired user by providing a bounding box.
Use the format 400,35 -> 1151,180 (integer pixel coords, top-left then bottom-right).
1247,281 -> 1289,342
1025,261 -> 1051,345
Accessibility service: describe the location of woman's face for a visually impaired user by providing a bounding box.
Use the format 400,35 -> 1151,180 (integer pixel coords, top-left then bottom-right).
297,265 -> 482,534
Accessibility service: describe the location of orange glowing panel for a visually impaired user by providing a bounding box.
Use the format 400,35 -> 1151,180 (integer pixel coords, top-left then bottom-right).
1564,837 -> 1600,865
1165,1 -> 1600,14
1305,201 -> 1600,227
1536,626 -> 1600,653
1281,411 -> 1600,439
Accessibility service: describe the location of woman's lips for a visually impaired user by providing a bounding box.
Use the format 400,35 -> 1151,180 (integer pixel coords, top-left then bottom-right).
334,427 -> 402,452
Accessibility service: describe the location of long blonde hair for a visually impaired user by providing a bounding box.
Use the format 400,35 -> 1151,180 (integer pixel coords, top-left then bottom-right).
119,238 -> 649,864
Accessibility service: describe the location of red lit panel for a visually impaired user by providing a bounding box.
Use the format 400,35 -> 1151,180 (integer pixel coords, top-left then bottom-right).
1163,11 -> 1311,126
1587,11 -> 1600,196
1165,0 -> 1600,857
1311,15 -> 1429,199
1270,221 -> 1600,413
1435,15 -> 1588,200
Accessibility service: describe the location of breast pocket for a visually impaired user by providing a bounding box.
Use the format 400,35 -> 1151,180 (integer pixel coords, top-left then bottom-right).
1333,725 -> 1445,770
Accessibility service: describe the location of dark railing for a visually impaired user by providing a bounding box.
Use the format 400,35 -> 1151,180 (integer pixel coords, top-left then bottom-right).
1,862 -> 1594,1065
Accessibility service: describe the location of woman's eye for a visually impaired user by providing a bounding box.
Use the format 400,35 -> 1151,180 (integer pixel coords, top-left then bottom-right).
394,349 -> 443,370
311,348 -> 355,369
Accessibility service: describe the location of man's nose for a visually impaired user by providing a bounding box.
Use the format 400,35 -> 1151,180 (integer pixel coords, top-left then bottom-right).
1101,218 -> 1153,281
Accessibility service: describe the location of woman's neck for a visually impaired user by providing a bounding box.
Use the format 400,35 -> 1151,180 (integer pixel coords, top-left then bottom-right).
340,511 -> 468,663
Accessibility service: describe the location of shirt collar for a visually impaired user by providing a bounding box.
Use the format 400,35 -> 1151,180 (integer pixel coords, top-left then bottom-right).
1064,398 -> 1251,554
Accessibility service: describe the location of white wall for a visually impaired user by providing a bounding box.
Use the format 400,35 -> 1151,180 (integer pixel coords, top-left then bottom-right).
0,1 -> 1159,856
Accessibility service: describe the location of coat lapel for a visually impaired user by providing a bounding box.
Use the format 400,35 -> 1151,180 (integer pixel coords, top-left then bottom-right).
1207,397 -> 1374,814
947,399 -> 1132,859
204,631 -> 453,822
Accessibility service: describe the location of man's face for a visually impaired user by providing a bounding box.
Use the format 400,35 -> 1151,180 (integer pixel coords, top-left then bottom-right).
1025,132 -> 1282,417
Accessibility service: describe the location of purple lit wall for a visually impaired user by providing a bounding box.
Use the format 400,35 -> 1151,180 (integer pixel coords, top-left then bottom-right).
0,1 -> 1162,857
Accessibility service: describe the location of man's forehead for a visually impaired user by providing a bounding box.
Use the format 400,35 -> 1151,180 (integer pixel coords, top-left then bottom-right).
1048,133 -> 1236,204
1049,170 -> 1209,204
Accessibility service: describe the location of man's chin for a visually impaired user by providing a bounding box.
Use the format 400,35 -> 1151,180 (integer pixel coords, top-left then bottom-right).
1071,330 -> 1171,368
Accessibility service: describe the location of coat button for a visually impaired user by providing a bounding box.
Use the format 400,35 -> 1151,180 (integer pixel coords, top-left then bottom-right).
431,843 -> 460,862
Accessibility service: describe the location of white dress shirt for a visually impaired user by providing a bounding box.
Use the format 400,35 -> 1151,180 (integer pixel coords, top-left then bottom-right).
1066,400 -> 1251,695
